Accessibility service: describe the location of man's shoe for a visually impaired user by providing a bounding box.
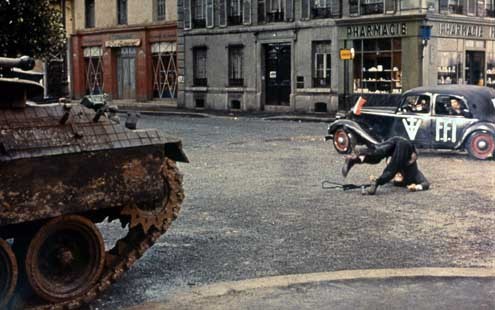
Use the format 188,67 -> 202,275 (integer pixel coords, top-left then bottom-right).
342,155 -> 359,178
366,181 -> 378,195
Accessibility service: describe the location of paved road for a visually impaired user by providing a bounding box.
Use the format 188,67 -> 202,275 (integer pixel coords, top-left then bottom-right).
92,115 -> 495,308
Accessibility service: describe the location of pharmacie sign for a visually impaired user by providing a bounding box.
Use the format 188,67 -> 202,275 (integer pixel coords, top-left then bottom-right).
435,22 -> 495,39
346,23 -> 407,38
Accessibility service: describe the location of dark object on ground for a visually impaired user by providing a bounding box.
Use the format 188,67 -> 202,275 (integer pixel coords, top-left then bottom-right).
0,56 -> 188,309
322,181 -> 371,191
326,85 -> 495,160
342,137 -> 430,195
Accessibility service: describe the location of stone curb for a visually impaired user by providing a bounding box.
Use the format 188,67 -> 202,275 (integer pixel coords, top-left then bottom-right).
125,267 -> 495,309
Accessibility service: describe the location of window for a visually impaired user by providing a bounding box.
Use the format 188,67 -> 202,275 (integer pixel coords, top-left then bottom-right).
118,0 -> 128,24
488,0 -> 495,16
83,47 -> 104,95
488,42 -> 495,89
400,0 -> 421,10
228,0 -> 243,25
437,39 -> 463,85
85,0 -> 95,28
152,42 -> 177,98
353,38 -> 402,94
258,0 -> 266,22
312,41 -> 331,88
435,95 -> 470,117
400,95 -> 430,114
192,0 -> 206,27
155,0 -> 166,21
193,47 -> 207,86
349,0 -> 385,15
228,46 -> 244,86
440,0 -> 463,14
267,0 -> 285,22
311,0 -> 341,18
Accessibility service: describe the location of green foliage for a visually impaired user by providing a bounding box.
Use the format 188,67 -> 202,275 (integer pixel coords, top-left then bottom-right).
0,0 -> 66,59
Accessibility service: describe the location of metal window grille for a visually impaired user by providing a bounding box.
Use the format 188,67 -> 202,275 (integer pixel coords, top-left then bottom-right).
228,46 -> 243,86
193,47 -> 207,86
83,47 -> 104,95
156,0 -> 166,20
313,42 -> 331,87
85,0 -> 95,28
118,0 -> 128,24
151,43 -> 177,98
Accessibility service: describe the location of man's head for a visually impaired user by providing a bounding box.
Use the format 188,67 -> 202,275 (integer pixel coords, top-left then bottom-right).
450,98 -> 461,111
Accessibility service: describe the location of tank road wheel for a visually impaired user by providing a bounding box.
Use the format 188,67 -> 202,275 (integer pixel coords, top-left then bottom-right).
333,128 -> 355,154
0,239 -> 17,307
25,215 -> 105,303
121,158 -> 184,233
466,132 -> 495,160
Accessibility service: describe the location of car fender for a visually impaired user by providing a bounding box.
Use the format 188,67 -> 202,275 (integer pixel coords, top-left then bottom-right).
455,122 -> 495,149
326,119 -> 380,145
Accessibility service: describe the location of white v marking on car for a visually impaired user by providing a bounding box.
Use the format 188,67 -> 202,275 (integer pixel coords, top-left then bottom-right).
402,118 -> 422,141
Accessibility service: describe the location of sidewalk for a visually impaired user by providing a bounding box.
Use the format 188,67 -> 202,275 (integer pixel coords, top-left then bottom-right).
112,100 -> 336,123
126,268 -> 495,310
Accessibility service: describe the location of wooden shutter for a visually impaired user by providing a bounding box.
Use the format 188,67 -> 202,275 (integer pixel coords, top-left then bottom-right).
183,0 -> 191,29
285,0 -> 293,20
206,0 -> 214,27
219,0 -> 227,26
243,0 -> 252,24
301,0 -> 310,19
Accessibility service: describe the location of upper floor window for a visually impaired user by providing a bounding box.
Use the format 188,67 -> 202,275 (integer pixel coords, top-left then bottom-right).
118,0 -> 128,24
350,0 -> 395,15
155,0 -> 167,21
228,0 -> 243,25
488,0 -> 495,16
85,0 -> 95,28
311,0 -> 341,18
439,0 -> 463,14
228,45 -> 244,86
192,0 -> 206,27
193,47 -> 207,86
267,0 -> 285,21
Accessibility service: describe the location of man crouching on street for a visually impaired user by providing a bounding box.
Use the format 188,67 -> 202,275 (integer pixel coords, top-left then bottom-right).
341,136 -> 430,195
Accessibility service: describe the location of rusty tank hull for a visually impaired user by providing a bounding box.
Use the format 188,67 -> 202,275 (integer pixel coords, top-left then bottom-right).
0,57 -> 187,309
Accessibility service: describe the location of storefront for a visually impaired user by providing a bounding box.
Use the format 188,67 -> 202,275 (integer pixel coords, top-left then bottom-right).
71,22 -> 177,101
337,19 -> 423,96
427,19 -> 495,90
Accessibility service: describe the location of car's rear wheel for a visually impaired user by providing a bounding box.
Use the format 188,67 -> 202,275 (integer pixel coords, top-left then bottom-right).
333,128 -> 355,154
466,131 -> 495,160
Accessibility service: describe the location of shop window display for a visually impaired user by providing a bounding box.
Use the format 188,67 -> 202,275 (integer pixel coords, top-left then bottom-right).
487,42 -> 495,89
353,38 -> 402,94
437,51 -> 462,85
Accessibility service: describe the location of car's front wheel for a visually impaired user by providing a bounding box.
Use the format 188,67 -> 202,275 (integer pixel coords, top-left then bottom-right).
333,128 -> 355,154
466,131 -> 495,160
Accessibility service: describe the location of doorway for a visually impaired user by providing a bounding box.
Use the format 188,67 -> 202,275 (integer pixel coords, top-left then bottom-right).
117,47 -> 137,99
264,44 -> 291,106
465,51 -> 485,86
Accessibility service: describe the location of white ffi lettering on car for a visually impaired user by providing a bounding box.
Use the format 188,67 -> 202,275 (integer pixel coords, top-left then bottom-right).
492,99 -> 495,109
435,119 -> 457,143
402,117 -> 422,140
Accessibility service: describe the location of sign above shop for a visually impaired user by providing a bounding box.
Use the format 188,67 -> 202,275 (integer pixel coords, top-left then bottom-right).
346,23 -> 407,39
433,22 -> 495,40
105,39 -> 141,48
340,48 -> 355,60
438,23 -> 483,38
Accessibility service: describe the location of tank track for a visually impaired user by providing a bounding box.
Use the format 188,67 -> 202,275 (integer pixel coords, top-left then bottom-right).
16,159 -> 184,310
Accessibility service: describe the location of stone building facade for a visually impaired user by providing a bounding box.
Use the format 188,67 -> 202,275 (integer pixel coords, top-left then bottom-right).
177,0 -> 495,113
70,0 -> 178,101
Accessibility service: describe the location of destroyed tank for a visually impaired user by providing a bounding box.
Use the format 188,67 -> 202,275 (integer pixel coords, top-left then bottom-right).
0,56 -> 188,309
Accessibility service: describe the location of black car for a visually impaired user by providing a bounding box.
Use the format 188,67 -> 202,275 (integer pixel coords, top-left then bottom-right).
326,85 -> 495,160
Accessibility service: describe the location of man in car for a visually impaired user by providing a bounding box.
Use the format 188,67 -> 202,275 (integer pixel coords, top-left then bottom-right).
341,136 -> 430,195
